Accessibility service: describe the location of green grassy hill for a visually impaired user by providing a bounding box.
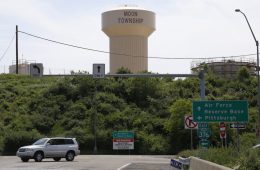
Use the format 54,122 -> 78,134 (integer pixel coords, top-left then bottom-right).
0,68 -> 258,157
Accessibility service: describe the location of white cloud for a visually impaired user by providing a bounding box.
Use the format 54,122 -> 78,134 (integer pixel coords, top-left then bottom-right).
0,0 -> 61,32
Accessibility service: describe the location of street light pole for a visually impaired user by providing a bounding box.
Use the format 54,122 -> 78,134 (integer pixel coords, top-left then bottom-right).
235,9 -> 260,138
16,25 -> 19,74
93,84 -> 97,154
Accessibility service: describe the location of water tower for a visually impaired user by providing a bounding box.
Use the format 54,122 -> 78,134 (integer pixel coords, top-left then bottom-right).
102,5 -> 155,73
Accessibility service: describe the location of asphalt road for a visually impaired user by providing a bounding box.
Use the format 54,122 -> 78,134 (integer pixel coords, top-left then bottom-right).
0,155 -> 174,170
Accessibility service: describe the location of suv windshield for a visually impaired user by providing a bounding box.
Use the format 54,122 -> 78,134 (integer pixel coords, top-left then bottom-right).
33,138 -> 48,145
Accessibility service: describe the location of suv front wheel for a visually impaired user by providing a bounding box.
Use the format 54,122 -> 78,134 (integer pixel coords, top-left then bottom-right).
34,151 -> 43,162
21,157 -> 29,162
53,157 -> 61,161
65,151 -> 75,161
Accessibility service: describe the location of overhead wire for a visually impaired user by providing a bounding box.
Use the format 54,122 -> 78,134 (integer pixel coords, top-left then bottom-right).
0,34 -> 15,62
18,30 -> 257,60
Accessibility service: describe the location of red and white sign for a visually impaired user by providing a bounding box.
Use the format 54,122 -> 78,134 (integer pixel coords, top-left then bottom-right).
184,115 -> 198,129
219,122 -> 226,139
113,142 -> 134,150
113,139 -> 134,142
112,131 -> 134,150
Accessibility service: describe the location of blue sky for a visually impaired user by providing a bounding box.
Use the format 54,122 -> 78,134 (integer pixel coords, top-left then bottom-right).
0,0 -> 260,74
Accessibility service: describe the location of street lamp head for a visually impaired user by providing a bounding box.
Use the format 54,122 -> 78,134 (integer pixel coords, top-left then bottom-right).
235,9 -> 241,12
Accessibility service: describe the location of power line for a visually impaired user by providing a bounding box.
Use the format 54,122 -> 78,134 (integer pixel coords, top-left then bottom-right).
0,34 -> 15,62
18,30 -> 257,60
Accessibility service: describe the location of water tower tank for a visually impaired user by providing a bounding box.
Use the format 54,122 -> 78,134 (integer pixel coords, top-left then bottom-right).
102,5 -> 155,73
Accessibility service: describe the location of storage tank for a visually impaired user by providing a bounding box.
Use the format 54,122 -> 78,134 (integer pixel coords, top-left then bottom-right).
102,5 -> 155,73
191,58 -> 256,78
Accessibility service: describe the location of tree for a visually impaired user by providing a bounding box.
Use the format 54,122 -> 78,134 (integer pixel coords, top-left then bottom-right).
116,67 -> 132,74
237,66 -> 251,82
165,99 -> 193,153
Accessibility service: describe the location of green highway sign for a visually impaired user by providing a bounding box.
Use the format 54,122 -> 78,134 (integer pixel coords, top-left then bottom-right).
198,128 -> 211,139
199,139 -> 210,148
112,131 -> 134,139
193,100 -> 248,122
198,123 -> 209,128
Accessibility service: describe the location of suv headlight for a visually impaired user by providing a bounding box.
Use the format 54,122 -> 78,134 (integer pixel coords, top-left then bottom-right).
25,148 -> 34,152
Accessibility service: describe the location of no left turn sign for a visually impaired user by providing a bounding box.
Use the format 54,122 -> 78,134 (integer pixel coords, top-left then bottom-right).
184,115 -> 198,129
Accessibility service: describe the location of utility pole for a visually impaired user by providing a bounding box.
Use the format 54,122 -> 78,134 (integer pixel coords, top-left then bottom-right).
93,80 -> 98,154
199,70 -> 205,100
16,25 -> 19,74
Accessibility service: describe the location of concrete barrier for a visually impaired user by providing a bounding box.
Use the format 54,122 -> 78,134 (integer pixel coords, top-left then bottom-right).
189,156 -> 233,170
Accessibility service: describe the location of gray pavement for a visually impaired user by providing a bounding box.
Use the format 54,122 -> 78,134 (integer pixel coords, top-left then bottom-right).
119,163 -> 171,170
0,155 -> 175,170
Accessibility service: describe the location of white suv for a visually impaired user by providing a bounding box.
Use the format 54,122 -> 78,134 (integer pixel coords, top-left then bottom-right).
16,137 -> 80,162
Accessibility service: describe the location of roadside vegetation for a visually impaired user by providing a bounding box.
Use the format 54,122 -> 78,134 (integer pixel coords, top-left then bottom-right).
179,133 -> 260,169
0,67 -> 259,169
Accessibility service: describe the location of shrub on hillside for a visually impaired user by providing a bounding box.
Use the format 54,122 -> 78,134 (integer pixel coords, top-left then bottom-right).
2,129 -> 42,155
239,133 -> 256,152
238,149 -> 260,170
178,146 -> 238,168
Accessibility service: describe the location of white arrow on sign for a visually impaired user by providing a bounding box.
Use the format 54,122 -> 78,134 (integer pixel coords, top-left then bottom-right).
230,123 -> 246,129
197,116 -> 202,121
30,63 -> 43,77
93,63 -> 105,78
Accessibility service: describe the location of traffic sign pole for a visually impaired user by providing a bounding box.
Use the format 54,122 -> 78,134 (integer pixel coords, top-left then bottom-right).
93,84 -> 97,154
191,129 -> 193,150
199,70 -> 205,100
199,70 -> 209,151
237,122 -> 240,152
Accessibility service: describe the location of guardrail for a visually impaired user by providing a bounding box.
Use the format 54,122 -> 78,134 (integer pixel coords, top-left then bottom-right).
189,157 -> 233,170
170,156 -> 233,170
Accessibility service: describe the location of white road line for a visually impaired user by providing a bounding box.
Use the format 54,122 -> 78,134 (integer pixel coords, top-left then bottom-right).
117,163 -> 132,170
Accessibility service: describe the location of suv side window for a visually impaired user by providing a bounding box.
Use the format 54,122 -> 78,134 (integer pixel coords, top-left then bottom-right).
47,139 -> 55,145
65,139 -> 74,144
56,139 -> 65,145
48,139 -> 65,145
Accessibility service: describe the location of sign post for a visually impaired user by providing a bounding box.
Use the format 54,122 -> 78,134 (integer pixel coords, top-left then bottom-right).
184,115 -> 198,150
92,64 -> 105,154
236,123 -> 240,152
230,122 -> 245,151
